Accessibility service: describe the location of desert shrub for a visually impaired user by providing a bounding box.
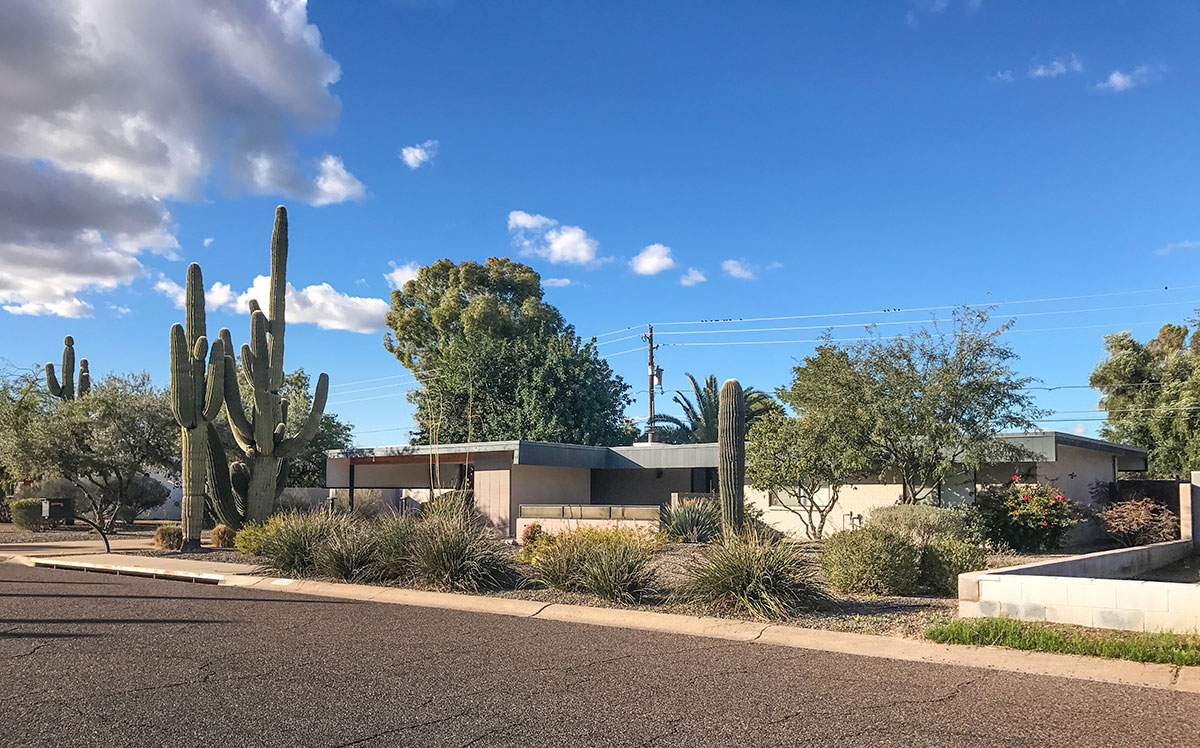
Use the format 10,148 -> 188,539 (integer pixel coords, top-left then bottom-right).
918,537 -> 988,595
974,481 -> 1079,551
154,523 -> 183,551
515,522 -> 550,564
233,517 -> 282,556
370,514 -> 419,581
659,500 -> 722,543
867,505 -> 966,546
260,512 -> 346,576
408,513 -> 513,592
1098,499 -> 1180,547
210,524 -> 237,548
676,531 -> 831,619
820,526 -> 921,596
9,498 -> 47,531
535,527 -> 659,602
314,522 -> 379,582
421,490 -> 475,520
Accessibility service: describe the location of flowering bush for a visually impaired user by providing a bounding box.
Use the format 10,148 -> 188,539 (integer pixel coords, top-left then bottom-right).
974,476 -> 1078,551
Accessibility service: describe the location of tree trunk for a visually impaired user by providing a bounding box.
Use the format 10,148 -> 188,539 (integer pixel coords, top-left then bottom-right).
245,455 -> 282,523
180,427 -> 206,550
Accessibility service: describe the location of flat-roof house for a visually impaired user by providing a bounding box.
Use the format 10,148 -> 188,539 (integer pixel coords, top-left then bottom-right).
325,431 -> 1147,539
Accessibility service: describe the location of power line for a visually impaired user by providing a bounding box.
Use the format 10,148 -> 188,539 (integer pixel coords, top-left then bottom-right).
602,346 -> 646,358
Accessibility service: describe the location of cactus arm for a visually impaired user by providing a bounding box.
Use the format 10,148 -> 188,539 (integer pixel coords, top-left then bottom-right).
60,337 -> 75,401
77,359 -> 90,397
277,373 -> 329,459
205,421 -> 243,530
184,263 -> 205,348
718,378 -> 746,533
169,323 -> 196,429
192,336 -> 208,418
240,343 -> 256,389
45,363 -> 62,398
202,339 -> 225,421
230,461 -> 251,507
222,355 -> 255,452
267,206 -> 287,392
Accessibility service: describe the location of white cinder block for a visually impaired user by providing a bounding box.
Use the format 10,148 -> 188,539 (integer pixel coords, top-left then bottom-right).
1019,577 -> 1070,606
1000,601 -> 1046,621
1144,611 -> 1200,634
1167,584 -> 1200,614
1066,579 -> 1119,609
958,601 -> 982,618
1091,608 -> 1145,632
1043,605 -> 1095,628
979,578 -> 1023,604
1115,581 -> 1171,613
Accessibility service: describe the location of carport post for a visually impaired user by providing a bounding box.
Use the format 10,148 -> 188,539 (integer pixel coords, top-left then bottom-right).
348,463 -> 355,513
1185,473 -> 1200,551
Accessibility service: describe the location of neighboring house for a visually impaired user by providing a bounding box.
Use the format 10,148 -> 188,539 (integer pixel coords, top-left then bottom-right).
325,431 -> 1147,539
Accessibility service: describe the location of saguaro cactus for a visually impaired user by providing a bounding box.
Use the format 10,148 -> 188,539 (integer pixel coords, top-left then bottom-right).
46,336 -> 90,400
718,378 -> 746,534
215,206 -> 329,527
169,263 -> 225,550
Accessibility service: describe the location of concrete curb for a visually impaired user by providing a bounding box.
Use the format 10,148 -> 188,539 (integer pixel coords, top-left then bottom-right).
9,554 -> 1200,693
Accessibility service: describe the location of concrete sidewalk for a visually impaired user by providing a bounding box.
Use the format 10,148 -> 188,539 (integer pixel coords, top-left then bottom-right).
7,550 -> 1200,693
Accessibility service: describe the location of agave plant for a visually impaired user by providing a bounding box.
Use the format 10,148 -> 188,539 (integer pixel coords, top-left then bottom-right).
649,373 -> 781,443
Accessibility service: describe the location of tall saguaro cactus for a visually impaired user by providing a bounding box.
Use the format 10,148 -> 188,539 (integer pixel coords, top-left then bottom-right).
718,378 -> 746,534
46,336 -> 90,400
214,206 -> 329,527
169,263 -> 225,551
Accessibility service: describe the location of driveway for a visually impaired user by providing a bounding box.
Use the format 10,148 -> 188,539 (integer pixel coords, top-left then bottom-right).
2,563 -> 1197,747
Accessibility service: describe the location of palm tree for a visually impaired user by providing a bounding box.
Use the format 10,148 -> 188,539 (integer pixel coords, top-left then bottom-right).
649,373 -> 782,443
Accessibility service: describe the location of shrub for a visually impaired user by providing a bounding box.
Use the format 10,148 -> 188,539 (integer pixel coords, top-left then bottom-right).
676,531 -> 831,619
9,498 -> 47,531
820,526 -> 921,596
233,518 -> 281,556
409,514 -> 514,592
260,512 -> 345,576
535,527 -> 659,602
659,500 -> 722,543
918,537 -> 988,594
974,480 -> 1079,551
422,490 -> 474,520
1098,499 -> 1180,547
867,505 -> 966,546
515,521 -> 550,564
370,514 -> 419,581
210,524 -> 237,548
314,522 -> 379,582
154,523 -> 183,551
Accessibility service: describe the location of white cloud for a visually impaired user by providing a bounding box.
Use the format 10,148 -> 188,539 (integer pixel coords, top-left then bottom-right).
1096,65 -> 1161,92
1154,240 -> 1200,257
1029,54 -> 1082,79
1072,423 -> 1087,436
989,70 -> 1014,83
680,268 -> 706,286
0,0 -> 362,317
721,259 -> 756,280
384,261 -> 420,290
543,277 -> 571,287
236,275 -> 389,333
154,274 -> 237,313
507,211 -> 600,265
109,305 -> 131,317
203,237 -> 214,247
630,243 -> 676,275
400,139 -> 439,169
905,0 -> 980,27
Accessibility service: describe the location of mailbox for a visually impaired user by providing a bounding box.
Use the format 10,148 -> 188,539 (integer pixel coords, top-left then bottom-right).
41,497 -> 74,521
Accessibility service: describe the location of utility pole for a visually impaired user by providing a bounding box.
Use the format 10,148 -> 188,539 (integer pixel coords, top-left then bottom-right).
643,324 -> 662,442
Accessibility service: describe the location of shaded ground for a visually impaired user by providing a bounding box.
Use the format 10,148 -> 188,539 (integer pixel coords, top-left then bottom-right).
1136,555 -> 1200,584
3,562 -> 1199,748
0,523 -> 158,545
135,547 -> 268,567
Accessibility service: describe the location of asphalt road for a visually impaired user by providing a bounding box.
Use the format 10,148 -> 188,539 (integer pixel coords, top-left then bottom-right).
2,563 -> 1198,748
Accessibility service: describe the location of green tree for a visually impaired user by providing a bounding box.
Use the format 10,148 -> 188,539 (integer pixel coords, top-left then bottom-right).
650,373 -> 782,443
383,258 -> 631,445
0,370 -> 178,529
1090,323 -> 1200,478
779,309 -> 1041,504
746,410 -> 869,539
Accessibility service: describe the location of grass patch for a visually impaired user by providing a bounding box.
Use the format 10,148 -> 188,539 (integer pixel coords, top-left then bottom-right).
926,617 -> 1200,666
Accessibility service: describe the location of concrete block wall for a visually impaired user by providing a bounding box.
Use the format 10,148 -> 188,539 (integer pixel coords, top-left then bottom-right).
957,475 -> 1200,634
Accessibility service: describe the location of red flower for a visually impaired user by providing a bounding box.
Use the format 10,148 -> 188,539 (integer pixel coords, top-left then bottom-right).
1057,495 -> 1064,501
1043,508 -> 1049,513
1023,494 -> 1031,500
1011,475 -> 1021,481
1040,521 -> 1048,526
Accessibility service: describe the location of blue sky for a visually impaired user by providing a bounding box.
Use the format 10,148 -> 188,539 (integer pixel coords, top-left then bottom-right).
3,1 -> 1199,445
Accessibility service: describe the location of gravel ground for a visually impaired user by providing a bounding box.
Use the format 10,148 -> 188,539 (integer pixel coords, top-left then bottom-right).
0,524 -> 157,544
133,548 -> 270,567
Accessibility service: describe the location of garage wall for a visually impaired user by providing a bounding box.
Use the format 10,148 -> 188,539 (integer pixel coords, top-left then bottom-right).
472,452 -> 513,535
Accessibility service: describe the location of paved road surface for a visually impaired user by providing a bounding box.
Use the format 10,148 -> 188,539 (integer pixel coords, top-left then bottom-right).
2,563 -> 1197,747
